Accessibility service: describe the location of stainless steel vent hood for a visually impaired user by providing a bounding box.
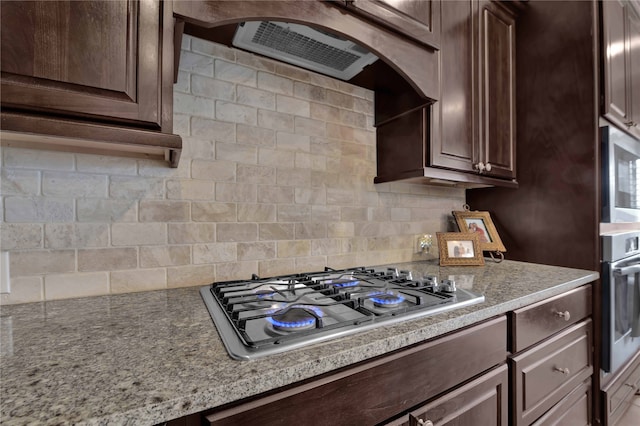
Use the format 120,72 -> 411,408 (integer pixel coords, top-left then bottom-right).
232,21 -> 378,80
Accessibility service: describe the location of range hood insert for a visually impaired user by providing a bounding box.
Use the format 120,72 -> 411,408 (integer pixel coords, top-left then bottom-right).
232,21 -> 378,80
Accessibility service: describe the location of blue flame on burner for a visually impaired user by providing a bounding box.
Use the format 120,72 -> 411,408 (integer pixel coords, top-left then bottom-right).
330,279 -> 360,288
266,305 -> 324,328
369,291 -> 405,305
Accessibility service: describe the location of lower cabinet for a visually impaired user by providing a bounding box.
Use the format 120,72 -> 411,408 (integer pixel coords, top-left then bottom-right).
384,364 -> 508,426
164,285 -> 595,426
509,285 -> 593,425
205,317 -> 507,426
602,350 -> 640,425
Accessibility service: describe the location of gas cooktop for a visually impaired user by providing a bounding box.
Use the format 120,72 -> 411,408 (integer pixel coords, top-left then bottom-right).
200,266 -> 484,360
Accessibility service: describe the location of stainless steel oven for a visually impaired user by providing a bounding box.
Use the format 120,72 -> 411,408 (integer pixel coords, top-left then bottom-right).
602,125 -> 640,223
602,231 -> 640,374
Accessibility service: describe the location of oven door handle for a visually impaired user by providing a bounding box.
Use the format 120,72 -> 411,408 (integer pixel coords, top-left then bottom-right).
613,264 -> 640,275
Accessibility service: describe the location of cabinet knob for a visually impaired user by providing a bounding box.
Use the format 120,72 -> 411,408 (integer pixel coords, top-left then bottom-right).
417,419 -> 434,426
553,366 -> 570,375
485,162 -> 492,172
554,310 -> 571,321
474,162 -> 486,172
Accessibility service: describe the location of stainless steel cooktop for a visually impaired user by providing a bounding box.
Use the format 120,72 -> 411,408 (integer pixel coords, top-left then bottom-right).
200,266 -> 484,360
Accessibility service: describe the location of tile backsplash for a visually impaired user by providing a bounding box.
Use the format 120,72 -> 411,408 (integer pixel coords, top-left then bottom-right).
0,35 -> 465,305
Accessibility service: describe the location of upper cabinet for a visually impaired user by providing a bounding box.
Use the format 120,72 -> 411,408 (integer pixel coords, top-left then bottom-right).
0,0 -> 181,166
344,0 -> 441,48
375,0 -> 518,187
602,0 -> 640,139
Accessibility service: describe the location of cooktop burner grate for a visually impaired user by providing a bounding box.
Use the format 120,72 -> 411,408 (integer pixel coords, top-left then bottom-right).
200,266 -> 484,360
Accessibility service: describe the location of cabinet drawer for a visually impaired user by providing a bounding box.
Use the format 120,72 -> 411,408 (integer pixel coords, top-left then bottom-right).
206,317 -> 507,426
404,364 -> 509,426
603,350 -> 640,425
531,379 -> 591,426
511,320 -> 593,425
511,285 -> 591,352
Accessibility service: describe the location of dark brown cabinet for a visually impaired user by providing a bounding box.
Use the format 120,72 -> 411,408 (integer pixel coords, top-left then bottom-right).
204,317 -> 507,426
602,0 -> 640,139
388,364 -> 508,426
601,350 -> 640,425
374,0 -> 517,188
509,286 -> 594,425
346,0 -> 441,48
0,0 -> 181,166
432,0 -> 516,180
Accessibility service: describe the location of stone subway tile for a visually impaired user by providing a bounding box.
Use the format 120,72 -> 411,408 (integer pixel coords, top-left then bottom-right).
236,124 -> 276,148
42,171 -> 108,198
216,223 -> 258,242
277,240 -> 311,258
4,197 -> 75,222
139,200 -> 190,222
77,199 -> 137,222
193,242 -> 237,264
109,176 -> 165,199
191,160 -> 236,181
276,94 -> 310,117
1,169 -> 40,196
78,248 -> 138,272
168,223 -> 216,244
10,249 -> 75,277
167,264 -> 216,288
191,202 -> 237,222
237,203 -> 276,222
166,179 -> 215,200
44,272 -> 109,301
237,86 -> 276,110
0,276 -> 43,305
215,182 -> 257,203
44,223 -> 108,249
110,269 -> 167,294
237,241 -> 276,261
1,223 -> 43,250
259,223 -> 295,241
140,246 -> 191,268
111,223 -> 167,246
237,164 -> 276,184
258,258 -> 295,277
215,261 -> 259,282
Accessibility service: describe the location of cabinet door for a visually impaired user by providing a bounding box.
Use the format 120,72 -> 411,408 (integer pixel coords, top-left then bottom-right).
431,0 -> 478,173
628,4 -> 640,136
406,364 -> 508,426
602,0 -> 640,138
349,0 -> 440,48
479,1 -> 516,179
1,0 -> 163,128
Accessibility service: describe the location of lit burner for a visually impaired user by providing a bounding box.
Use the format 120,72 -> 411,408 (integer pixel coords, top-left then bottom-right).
328,279 -> 360,288
255,290 -> 276,298
267,306 -> 324,331
369,291 -> 405,308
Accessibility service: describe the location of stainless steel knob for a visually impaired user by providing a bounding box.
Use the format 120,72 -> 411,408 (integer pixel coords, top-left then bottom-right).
554,310 -> 571,321
485,162 -> 492,172
417,419 -> 434,426
474,162 -> 486,172
440,279 -> 456,293
553,366 -> 570,375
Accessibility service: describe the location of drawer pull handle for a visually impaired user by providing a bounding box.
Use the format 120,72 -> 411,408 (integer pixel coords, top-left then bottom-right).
624,383 -> 637,390
554,366 -> 570,375
554,310 -> 571,321
417,420 -> 434,426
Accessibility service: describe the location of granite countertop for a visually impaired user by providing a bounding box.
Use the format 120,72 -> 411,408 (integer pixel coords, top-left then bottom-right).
0,259 -> 598,425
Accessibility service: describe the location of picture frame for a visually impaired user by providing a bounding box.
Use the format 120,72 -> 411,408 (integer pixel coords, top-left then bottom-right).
452,210 -> 506,253
436,232 -> 485,266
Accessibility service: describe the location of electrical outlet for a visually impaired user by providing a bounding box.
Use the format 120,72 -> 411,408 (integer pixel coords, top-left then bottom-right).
1,252 -> 10,294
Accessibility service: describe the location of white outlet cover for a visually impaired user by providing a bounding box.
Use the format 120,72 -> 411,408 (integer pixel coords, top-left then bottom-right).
0,252 -> 10,294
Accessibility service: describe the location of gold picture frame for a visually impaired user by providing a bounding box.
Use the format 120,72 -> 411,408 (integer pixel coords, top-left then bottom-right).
436,232 -> 485,266
452,210 -> 506,253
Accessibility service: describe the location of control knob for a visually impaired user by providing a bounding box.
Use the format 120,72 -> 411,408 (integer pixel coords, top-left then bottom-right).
440,279 -> 457,293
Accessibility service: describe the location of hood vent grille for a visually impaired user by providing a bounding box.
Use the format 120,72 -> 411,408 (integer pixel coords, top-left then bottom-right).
233,21 -> 378,80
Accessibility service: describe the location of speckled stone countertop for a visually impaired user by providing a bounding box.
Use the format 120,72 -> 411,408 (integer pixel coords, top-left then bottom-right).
0,259 -> 598,425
